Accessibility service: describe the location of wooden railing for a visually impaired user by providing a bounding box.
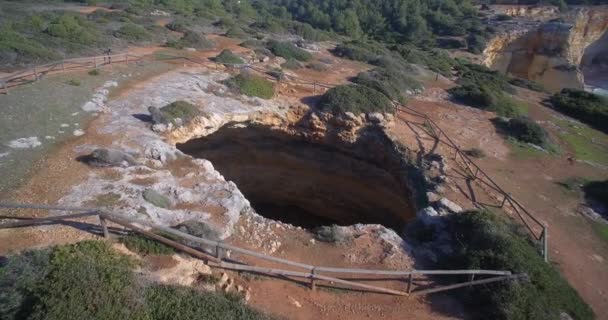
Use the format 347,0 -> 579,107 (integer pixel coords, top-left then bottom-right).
0,52 -> 143,94
0,202 -> 526,296
0,52 -> 549,261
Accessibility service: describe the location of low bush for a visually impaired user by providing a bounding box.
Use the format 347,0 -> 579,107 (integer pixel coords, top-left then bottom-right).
441,210 -> 594,320
509,77 -> 547,92
225,27 -> 247,39
224,73 -> 275,99
175,220 -> 222,242
307,62 -> 329,71
213,49 -> 244,65
353,67 -> 422,103
392,44 -> 456,75
152,100 -> 200,125
0,241 -> 273,320
313,225 -> 352,244
0,27 -> 59,64
332,40 -> 386,62
166,20 -> 189,33
318,85 -> 393,115
121,234 -> 175,255
167,31 -> 215,50
88,69 -> 100,76
494,116 -> 549,147
67,79 -> 81,86
47,14 -> 98,45
583,180 -> 608,207
144,285 -> 271,320
281,58 -> 303,70
549,89 -> 608,133
267,40 -> 312,62
464,148 -> 486,158
115,23 -> 150,41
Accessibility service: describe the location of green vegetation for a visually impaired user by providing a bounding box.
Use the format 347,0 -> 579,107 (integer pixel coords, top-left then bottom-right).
121,234 -> 175,255
449,63 -> 528,117
267,40 -> 313,62
159,101 -> 200,125
0,241 -> 271,320
224,73 -> 275,99
115,23 -> 150,41
67,79 -> 81,86
225,27 -> 248,39
464,148 -> 486,158
493,117 -> 549,148
281,58 -> 303,70
318,85 -> 393,115
88,69 -> 100,76
553,119 -> 608,165
353,67 -> 422,103
47,14 -> 98,45
167,31 -> 215,50
307,62 -> 329,72
313,225 -> 352,244
509,78 -> 548,93
549,89 -> 608,134
94,192 -> 122,207
0,27 -> 59,65
213,49 -> 244,65
441,210 -> 594,320
166,20 -> 189,33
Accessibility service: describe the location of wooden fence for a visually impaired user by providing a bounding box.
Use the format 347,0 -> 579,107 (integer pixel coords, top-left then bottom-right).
0,52 -> 548,261
0,52 -> 143,94
0,202 -> 526,297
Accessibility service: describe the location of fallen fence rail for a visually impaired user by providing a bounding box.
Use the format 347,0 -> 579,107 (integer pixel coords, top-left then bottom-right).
0,202 -> 524,297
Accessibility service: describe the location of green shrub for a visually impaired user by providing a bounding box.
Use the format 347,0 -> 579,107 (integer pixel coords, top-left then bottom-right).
166,20 -> 189,33
267,40 -> 312,62
318,85 -> 393,115
159,101 -> 200,125
464,148 -> 486,158
213,49 -> 244,65
0,27 -> 58,63
509,78 -> 547,93
144,285 -> 271,320
115,23 -> 150,41
67,79 -> 81,86
549,89 -> 608,134
88,69 -> 100,76
353,67 -> 422,103
332,40 -> 385,62
392,44 -> 456,75
240,39 -> 264,49
583,180 -> 608,207
307,62 -> 329,71
47,14 -> 98,45
28,241 -> 145,319
313,225 -> 352,244
494,117 -> 549,147
224,73 -> 275,99
175,220 -> 222,241
281,58 -> 303,70
121,234 -> 175,256
441,210 -> 594,320
167,31 -> 215,50
496,14 -> 513,21
225,27 -> 247,39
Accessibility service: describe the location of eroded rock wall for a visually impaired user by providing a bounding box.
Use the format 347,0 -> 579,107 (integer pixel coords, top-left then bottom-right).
484,6 -> 608,92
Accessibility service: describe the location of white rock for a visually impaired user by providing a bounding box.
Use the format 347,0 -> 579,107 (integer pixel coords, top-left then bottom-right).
73,129 -> 85,136
7,137 -> 41,149
367,112 -> 384,124
417,206 -> 440,226
438,198 -> 462,214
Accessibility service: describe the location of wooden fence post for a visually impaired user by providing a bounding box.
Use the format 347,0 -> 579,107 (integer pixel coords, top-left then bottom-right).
94,56 -> 98,69
542,224 -> 548,263
33,66 -> 39,81
61,60 -> 65,72
216,244 -> 224,260
99,216 -> 110,239
125,53 -> 129,64
313,82 -> 317,94
2,81 -> 7,95
500,194 -> 508,208
310,267 -> 317,291
407,274 -> 413,294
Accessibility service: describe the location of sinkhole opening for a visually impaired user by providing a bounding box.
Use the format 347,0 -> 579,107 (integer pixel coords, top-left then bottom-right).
177,124 -> 417,230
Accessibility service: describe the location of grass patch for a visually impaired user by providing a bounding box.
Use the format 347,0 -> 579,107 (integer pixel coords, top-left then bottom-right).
225,27 -> 247,39
493,117 -> 549,147
591,222 -> 608,245
318,85 -> 393,115
509,77 -> 547,93
142,189 -> 171,208
441,210 -> 594,320
67,79 -> 81,86
281,58 -> 303,70
213,49 -> 244,65
94,192 -> 122,207
352,66 -> 422,103
554,119 -> 608,165
121,234 -> 175,256
549,89 -> 608,134
88,69 -> 100,76
224,73 -> 275,99
153,100 -> 200,125
307,62 -> 328,71
267,40 -> 312,62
